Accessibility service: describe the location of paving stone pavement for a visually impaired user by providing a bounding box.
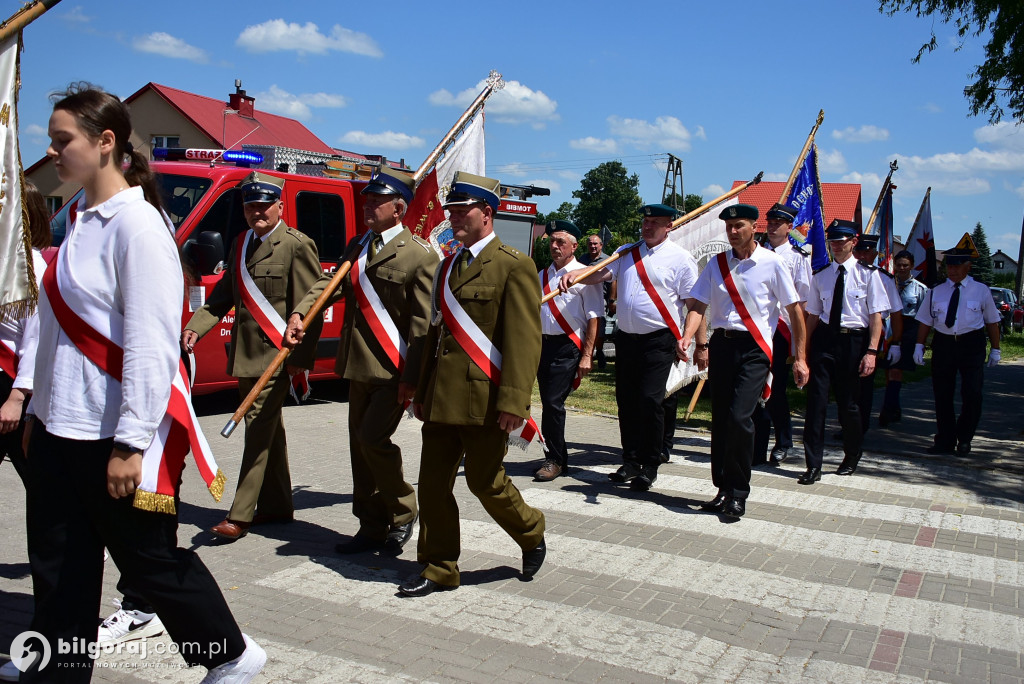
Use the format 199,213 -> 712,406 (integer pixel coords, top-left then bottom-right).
2,363 -> 1023,683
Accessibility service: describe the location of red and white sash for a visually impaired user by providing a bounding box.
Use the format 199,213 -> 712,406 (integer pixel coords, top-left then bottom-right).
629,244 -> 682,341
234,229 -> 311,402
541,265 -> 583,390
43,246 -> 224,514
440,254 -> 544,450
351,238 -> 408,373
0,339 -> 16,379
716,252 -> 773,401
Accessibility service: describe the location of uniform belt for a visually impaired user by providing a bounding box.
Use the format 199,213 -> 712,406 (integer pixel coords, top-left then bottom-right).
839,327 -> 867,335
542,333 -> 570,340
934,329 -> 985,341
716,329 -> 753,339
616,328 -> 672,340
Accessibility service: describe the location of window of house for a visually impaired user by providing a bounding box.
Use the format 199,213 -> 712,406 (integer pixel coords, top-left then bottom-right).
995,260 -> 1004,269
295,191 -> 346,261
151,135 -> 180,153
44,196 -> 61,216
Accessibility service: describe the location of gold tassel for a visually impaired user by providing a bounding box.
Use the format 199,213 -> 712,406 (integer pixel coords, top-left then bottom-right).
208,469 -> 227,502
132,489 -> 177,515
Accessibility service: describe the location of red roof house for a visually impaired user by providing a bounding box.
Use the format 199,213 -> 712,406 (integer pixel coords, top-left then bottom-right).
731,180 -> 863,233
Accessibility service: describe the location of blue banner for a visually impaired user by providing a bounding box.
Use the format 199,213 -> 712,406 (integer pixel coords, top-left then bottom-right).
785,144 -> 829,270
871,185 -> 894,272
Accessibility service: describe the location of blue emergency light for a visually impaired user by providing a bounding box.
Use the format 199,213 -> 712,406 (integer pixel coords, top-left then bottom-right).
152,147 -> 264,167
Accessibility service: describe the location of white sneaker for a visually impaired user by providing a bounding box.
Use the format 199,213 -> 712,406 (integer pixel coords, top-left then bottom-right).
199,634 -> 266,684
97,598 -> 165,645
0,660 -> 19,682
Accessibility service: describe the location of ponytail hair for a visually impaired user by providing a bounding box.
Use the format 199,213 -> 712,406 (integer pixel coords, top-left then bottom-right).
22,180 -> 52,250
50,82 -> 165,215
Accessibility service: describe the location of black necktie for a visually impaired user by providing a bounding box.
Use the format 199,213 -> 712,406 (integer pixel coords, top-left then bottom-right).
829,264 -> 846,332
945,282 -> 961,329
246,236 -> 262,262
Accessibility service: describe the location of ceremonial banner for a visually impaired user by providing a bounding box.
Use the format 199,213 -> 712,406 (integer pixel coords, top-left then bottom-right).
0,33 -> 34,321
906,188 -> 937,287
871,184 -> 895,273
407,113 -> 486,256
785,144 -> 829,271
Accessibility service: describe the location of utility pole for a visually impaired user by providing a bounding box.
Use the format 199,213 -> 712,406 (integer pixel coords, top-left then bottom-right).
661,154 -> 683,209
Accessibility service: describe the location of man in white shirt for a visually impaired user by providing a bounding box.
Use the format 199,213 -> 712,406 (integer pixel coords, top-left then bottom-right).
752,203 -> 811,467
560,204 -> 702,492
913,233 -> 1001,456
681,204 -> 808,518
534,220 -> 601,481
801,220 -> 889,483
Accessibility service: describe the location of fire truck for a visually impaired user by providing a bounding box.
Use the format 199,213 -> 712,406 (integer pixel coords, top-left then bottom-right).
48,149 -> 545,395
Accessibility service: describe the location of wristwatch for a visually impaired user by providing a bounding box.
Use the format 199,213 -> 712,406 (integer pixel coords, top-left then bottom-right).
866,348 -> 880,354
696,343 -> 709,350
113,441 -> 143,455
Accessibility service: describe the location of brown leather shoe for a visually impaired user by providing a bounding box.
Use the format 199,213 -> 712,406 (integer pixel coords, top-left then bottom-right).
534,460 -> 563,482
210,519 -> 249,540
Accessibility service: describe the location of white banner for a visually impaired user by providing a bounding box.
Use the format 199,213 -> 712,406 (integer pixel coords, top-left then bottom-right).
428,113 -> 486,255
0,33 -> 32,322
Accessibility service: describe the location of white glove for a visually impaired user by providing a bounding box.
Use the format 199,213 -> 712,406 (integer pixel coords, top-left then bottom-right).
887,345 -> 902,364
913,343 -> 925,366
988,348 -> 1001,368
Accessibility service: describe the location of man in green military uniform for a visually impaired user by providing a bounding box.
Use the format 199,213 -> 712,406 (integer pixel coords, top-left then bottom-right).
401,171 -> 547,597
182,172 -> 323,540
284,166 -> 437,555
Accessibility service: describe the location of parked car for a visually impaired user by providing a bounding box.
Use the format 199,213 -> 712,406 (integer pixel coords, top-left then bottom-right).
990,287 -> 1018,335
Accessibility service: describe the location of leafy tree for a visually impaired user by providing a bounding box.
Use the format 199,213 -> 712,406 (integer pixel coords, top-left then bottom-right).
879,0 -> 1024,123
536,201 -> 575,226
571,161 -> 643,241
532,236 -> 552,270
684,193 -> 704,214
971,220 -> 995,284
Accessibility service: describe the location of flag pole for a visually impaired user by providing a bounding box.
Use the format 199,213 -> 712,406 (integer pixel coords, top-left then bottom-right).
778,109 -> 824,203
540,172 -> 763,305
0,0 -> 62,42
906,187 -> 931,246
412,70 -> 505,183
862,160 -> 898,235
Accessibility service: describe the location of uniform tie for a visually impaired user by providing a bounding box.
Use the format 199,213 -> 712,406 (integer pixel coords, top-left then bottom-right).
369,234 -> 384,259
246,236 -> 262,262
829,264 -> 846,333
455,248 -> 470,277
945,282 -> 961,329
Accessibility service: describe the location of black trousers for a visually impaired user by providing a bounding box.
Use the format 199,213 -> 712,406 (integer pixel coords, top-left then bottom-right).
930,329 -> 987,448
537,335 -> 581,468
614,329 -> 676,468
803,326 -> 868,470
753,329 -> 794,461
662,390 -> 679,459
23,424 -> 245,683
709,332 -> 771,500
0,371 -> 27,483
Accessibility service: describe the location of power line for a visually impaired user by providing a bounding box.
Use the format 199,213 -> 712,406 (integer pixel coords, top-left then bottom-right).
490,153 -> 670,176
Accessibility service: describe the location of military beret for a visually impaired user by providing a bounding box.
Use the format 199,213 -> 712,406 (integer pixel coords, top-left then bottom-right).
545,219 -> 581,240
238,171 -> 284,204
826,219 -> 859,240
854,233 -> 881,250
361,166 -> 415,203
443,171 -> 501,211
766,203 -> 798,222
641,203 -> 680,219
718,203 -> 759,221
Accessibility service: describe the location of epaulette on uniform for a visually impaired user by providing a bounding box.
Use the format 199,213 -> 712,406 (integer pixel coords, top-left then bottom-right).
793,243 -> 809,256
813,264 -> 830,275
877,268 -> 895,280
499,244 -> 522,259
411,234 -> 432,252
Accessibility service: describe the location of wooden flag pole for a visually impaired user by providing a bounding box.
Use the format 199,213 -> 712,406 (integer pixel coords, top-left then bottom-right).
861,159 -> 898,236
223,70 -> 508,437
683,378 -> 704,421
778,109 -> 824,203
0,0 -> 61,42
540,172 -> 763,305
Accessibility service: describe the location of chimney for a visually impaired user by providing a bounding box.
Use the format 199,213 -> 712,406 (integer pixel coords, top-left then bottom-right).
227,79 -> 255,119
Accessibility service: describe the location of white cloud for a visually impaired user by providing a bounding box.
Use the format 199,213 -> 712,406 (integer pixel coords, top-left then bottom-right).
60,6 -> 90,23
527,179 -> 560,193
927,177 -> 991,196
558,170 -> 580,181
840,171 -> 883,189
832,125 -> 889,143
132,33 -> 208,63
762,172 -> 789,182
236,19 -> 382,57
495,163 -> 529,178
607,115 -> 694,152
701,184 -> 725,197
816,148 -> 847,174
24,123 -> 47,139
569,136 -> 618,154
339,130 -> 425,150
898,148 -> 1024,174
429,80 -> 558,126
253,85 -> 348,121
922,103 -> 942,114
1015,181 -> 1024,200
974,121 -> 1024,151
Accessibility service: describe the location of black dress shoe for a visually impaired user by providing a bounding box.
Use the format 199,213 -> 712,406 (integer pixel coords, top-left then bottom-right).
335,535 -> 385,554
832,431 -> 844,441
383,515 -> 417,554
769,447 -> 789,465
398,576 -> 457,597
722,498 -> 745,518
836,464 -> 857,476
608,462 -> 641,483
629,466 -> 658,491
797,468 -> 821,485
926,443 -> 956,455
522,540 -> 547,579
700,492 -> 728,512
956,442 -> 972,457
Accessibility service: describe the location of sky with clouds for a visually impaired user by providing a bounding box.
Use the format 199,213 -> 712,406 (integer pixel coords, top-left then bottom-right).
11,0 -> 1024,257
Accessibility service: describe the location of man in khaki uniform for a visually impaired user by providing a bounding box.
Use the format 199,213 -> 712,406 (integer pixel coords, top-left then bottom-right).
285,167 -> 437,555
182,172 -> 323,540
400,172 -> 547,597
